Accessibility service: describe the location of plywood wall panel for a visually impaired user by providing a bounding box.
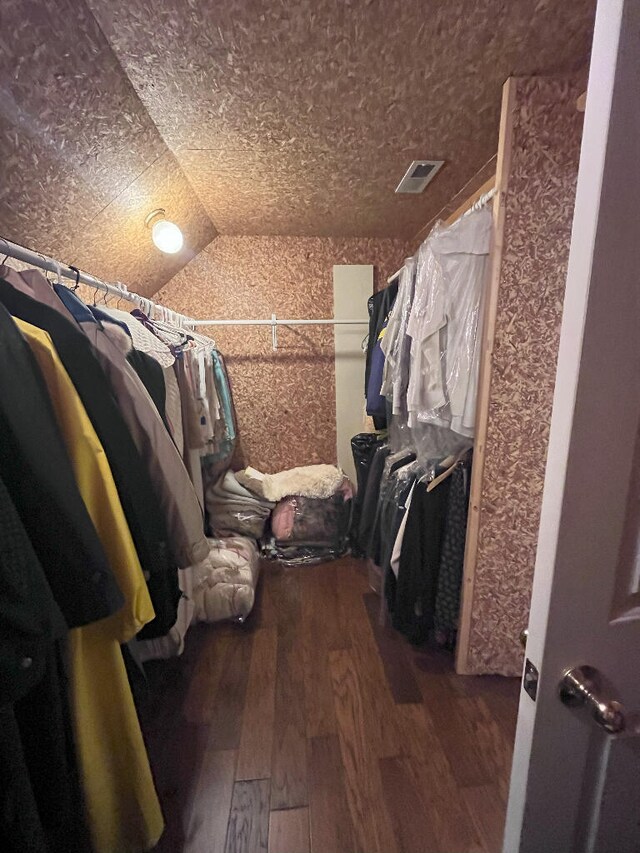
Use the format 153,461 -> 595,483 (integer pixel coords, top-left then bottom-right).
156,236 -> 410,472
463,76 -> 585,675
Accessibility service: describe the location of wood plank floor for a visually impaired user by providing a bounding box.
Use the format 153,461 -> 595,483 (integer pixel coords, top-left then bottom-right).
141,557 -> 520,853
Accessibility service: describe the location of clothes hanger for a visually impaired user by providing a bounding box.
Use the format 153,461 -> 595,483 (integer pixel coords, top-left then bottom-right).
33,251 -> 51,282
54,261 -> 65,289
111,282 -> 126,310
68,265 -> 81,292
93,287 -> 107,308
33,253 -> 56,287
426,446 -> 469,493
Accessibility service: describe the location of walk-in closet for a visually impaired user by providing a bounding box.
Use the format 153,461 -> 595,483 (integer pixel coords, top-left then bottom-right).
4,0 -> 638,851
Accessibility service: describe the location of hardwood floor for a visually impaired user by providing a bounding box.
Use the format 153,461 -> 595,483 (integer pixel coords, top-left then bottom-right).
141,557 -> 520,853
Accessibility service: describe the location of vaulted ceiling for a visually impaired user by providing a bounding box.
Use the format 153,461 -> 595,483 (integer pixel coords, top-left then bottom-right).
0,0 -> 595,295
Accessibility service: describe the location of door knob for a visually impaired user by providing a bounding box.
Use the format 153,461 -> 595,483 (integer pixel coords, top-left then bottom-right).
519,628 -> 529,649
558,665 -> 626,734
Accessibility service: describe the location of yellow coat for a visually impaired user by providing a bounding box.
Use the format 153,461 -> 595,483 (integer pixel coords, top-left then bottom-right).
17,318 -> 164,853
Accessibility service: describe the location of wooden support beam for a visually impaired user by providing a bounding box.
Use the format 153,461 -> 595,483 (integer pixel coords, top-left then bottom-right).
455,77 -> 516,675
444,176 -> 496,225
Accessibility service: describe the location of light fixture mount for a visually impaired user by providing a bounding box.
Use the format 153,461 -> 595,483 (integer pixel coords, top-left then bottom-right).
145,208 -> 166,229
145,208 -> 184,254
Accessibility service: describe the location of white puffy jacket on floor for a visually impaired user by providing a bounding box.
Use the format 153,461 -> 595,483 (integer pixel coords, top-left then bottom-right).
192,536 -> 260,624
137,535 -> 259,661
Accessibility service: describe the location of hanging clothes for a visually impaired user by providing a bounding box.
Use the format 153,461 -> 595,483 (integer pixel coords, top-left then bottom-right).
129,347 -> 169,428
99,306 -> 175,369
380,257 -> 416,416
379,461 -> 421,612
366,318 -> 389,419
16,317 -> 164,853
53,284 -> 209,567
0,252 -> 243,849
368,450 -> 417,568
365,280 -> 398,428
434,456 -> 472,647
389,479 -> 417,579
349,432 -> 387,555
405,237 -> 447,424
406,208 -> 491,436
0,474 -> 89,853
0,276 -> 181,638
393,476 -> 452,644
207,350 -> 236,459
162,363 -> 185,455
0,301 -> 123,625
357,443 -> 391,556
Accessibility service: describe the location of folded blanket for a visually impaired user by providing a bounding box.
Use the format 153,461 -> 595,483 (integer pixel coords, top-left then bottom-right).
236,464 -> 346,502
209,472 -> 273,509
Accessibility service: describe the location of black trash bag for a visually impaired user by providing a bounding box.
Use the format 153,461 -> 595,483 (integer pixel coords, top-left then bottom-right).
350,433 -> 386,556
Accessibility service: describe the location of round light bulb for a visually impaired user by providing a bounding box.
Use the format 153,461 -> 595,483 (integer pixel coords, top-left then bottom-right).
151,219 -> 184,254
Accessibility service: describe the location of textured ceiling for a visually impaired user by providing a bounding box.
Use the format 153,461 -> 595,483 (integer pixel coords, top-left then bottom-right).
0,0 -> 216,295
87,0 -> 595,237
0,0 -> 594,293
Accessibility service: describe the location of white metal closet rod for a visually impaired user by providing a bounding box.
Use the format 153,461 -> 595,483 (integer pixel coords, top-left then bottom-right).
193,315 -> 368,351
0,236 -> 367,350
193,318 -> 366,326
0,236 -> 196,329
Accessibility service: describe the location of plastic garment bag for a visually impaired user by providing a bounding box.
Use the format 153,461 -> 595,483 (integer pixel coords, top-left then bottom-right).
406,208 -> 492,438
381,257 -> 417,415
406,239 -> 447,424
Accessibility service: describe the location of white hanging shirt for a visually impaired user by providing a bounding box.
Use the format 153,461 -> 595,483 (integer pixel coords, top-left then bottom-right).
408,208 -> 492,435
380,257 -> 416,414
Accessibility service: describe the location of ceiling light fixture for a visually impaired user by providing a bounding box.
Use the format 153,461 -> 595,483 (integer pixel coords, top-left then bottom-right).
145,209 -> 184,254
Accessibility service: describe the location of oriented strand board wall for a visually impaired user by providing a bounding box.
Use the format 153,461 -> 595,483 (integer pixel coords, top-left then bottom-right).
156,236 -> 410,472
461,76 -> 585,675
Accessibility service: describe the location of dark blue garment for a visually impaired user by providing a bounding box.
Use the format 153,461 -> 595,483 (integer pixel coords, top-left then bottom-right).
366,324 -> 387,417
53,284 -> 99,325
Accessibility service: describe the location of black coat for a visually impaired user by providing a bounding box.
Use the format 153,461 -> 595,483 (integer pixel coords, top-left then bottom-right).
0,477 -> 90,851
393,479 -> 452,644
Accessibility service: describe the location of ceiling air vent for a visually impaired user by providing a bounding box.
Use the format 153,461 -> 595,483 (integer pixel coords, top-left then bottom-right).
395,160 -> 444,194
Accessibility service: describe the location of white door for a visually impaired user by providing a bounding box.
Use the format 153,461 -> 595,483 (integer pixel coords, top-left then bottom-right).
504,0 -> 640,850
